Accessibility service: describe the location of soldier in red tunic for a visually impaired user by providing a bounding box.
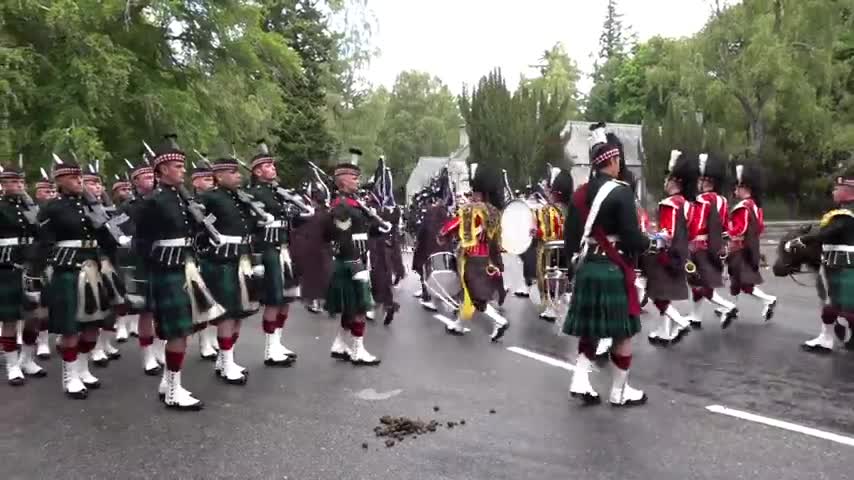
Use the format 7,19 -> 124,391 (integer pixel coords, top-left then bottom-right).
721,162 -> 776,327
685,153 -> 738,327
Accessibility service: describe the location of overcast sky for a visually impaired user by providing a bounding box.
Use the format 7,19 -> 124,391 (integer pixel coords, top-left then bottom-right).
364,0 -> 716,94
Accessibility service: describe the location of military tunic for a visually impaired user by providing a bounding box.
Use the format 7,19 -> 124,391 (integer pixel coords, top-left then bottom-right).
198,187 -> 260,320
562,175 -> 648,339
38,193 -> 110,334
245,181 -> 298,306
0,195 -> 39,323
324,194 -> 375,315
801,204 -> 854,312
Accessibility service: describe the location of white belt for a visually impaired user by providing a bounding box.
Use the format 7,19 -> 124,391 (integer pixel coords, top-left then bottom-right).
153,238 -> 192,247
587,235 -> 619,245
219,235 -> 251,245
56,240 -> 98,248
693,234 -> 709,241
823,244 -> 854,253
266,220 -> 285,228
0,238 -> 20,246
352,233 -> 368,241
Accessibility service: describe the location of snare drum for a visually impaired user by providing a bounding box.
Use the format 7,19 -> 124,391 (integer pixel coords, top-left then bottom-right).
542,240 -> 568,279
423,251 -> 461,309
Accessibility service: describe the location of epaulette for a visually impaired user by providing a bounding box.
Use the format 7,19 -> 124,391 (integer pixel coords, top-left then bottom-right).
820,208 -> 854,227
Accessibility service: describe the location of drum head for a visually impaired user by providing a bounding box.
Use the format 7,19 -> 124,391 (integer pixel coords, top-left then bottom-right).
424,252 -> 461,299
501,200 -> 535,255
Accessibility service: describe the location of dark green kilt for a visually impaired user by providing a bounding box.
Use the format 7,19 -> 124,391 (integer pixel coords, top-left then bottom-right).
563,256 -> 641,339
0,267 -> 23,323
44,268 -> 106,335
147,268 -> 195,340
827,267 -> 854,313
200,258 -> 257,320
258,246 -> 296,306
325,259 -> 373,316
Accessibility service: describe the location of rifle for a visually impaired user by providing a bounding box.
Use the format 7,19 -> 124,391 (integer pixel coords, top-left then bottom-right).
176,184 -> 223,247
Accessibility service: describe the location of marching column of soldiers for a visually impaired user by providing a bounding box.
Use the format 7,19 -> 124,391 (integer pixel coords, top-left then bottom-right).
1,135 -> 403,411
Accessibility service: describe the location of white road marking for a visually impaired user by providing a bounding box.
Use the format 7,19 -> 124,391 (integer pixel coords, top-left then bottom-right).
706,405 -> 854,447
506,346 -> 575,372
434,314 -> 470,333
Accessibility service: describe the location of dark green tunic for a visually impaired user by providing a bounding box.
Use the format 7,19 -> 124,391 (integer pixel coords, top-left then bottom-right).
0,195 -> 39,323
198,187 -> 259,320
38,193 -> 109,334
562,175 -> 648,339
801,204 -> 854,312
323,194 -> 374,315
245,181 -> 298,306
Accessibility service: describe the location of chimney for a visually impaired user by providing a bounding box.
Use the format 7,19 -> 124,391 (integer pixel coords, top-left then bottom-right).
458,124 -> 469,148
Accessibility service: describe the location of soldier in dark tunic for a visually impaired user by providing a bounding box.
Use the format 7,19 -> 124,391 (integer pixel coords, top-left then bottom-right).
291,179 -> 332,313
0,166 -> 46,386
135,134 -> 220,410
245,140 -> 303,366
438,164 -> 509,341
326,148 -> 382,365
31,176 -> 55,358
111,176 -> 133,342
199,157 -> 268,383
786,164 -> 854,351
685,153 -> 737,328
365,160 -> 399,325
119,161 -> 164,374
642,150 -> 695,345
188,163 -> 220,359
724,162 -> 776,327
563,125 -> 649,407
39,156 -> 112,399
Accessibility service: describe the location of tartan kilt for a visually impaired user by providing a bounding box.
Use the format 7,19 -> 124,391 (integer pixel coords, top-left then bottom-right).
688,250 -> 724,289
44,263 -> 109,335
563,256 -> 641,339
639,253 -> 690,300
462,256 -> 500,307
200,257 -> 258,320
325,259 -> 373,316
0,267 -> 23,323
827,267 -> 854,312
257,246 -> 298,306
727,250 -> 763,289
147,268 -> 195,340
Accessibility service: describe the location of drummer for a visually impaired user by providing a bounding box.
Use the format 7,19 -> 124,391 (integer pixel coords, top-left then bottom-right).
534,168 -> 573,321
438,164 -> 509,341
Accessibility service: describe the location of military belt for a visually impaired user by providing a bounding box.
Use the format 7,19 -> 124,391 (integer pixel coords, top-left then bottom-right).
56,240 -> 98,248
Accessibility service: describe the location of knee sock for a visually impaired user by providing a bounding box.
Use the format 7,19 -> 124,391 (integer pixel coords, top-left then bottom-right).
610,353 -> 631,370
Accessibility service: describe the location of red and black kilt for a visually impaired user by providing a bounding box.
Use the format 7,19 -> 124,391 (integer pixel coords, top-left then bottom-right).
688,250 -> 724,289
727,249 -> 763,291
462,256 -> 500,310
639,252 -> 689,300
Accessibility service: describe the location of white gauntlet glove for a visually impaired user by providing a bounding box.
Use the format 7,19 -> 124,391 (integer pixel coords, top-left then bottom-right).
353,269 -> 370,282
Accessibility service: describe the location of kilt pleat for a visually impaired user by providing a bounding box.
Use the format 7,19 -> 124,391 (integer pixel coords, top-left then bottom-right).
147,268 -> 194,340
827,267 -> 854,312
727,250 -> 763,289
325,259 -> 373,316
44,268 -> 106,334
200,258 -> 257,320
0,267 -> 23,323
639,253 -> 690,300
688,250 -> 724,289
563,257 -> 641,339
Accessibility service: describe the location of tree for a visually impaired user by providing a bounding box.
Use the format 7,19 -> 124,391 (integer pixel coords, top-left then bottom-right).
598,0 -> 630,61
586,0 -> 634,121
522,42 -> 583,117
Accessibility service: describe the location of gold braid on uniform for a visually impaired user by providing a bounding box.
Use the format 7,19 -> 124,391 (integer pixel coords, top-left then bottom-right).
820,208 -> 854,227
457,202 -> 501,320
535,205 -> 565,305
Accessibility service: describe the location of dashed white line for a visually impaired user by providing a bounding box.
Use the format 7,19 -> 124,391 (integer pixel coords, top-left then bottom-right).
706,405 -> 854,447
506,346 -> 575,372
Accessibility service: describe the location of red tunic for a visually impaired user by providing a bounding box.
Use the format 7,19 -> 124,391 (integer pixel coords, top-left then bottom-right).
439,215 -> 490,256
637,206 -> 651,233
727,198 -> 764,251
688,192 -> 728,250
656,194 -> 689,243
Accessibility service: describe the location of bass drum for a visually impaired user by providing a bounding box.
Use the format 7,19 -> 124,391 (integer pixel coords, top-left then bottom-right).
501,199 -> 535,255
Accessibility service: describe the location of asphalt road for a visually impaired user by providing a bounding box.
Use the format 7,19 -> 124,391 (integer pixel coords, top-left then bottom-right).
2,249 -> 853,480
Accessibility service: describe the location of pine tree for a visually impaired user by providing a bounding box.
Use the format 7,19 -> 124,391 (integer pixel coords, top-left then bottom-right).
598,0 -> 628,62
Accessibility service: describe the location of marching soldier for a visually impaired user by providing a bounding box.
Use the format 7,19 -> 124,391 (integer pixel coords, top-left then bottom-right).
534,168 -> 573,321
723,162 -> 777,326
366,160 -> 400,325
198,156 -> 267,383
785,164 -> 854,351
189,162 -> 219,359
245,140 -> 301,366
39,155 -> 112,399
563,125 -> 649,407
437,163 -> 510,341
291,175 -> 333,314
111,175 -> 133,342
643,150 -> 695,345
1,166 -> 46,386
135,134 -> 221,409
118,160 -> 164,373
411,171 -> 452,312
326,148 -> 383,365
30,173 -> 55,359
111,176 -> 132,205
686,153 -> 738,328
